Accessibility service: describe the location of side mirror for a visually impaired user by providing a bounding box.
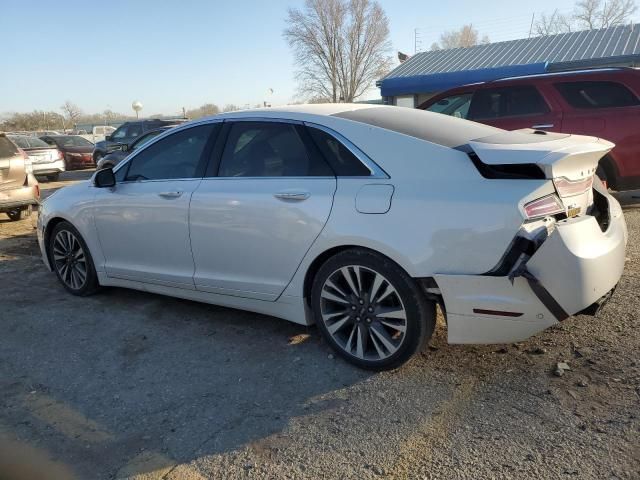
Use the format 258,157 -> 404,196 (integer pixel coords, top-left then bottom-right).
94,168 -> 115,188
105,134 -> 112,141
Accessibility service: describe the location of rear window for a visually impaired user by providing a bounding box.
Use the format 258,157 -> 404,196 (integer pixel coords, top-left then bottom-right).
333,107 -> 500,148
468,86 -> 550,120
555,81 -> 640,109
0,136 -> 19,158
8,136 -> 50,149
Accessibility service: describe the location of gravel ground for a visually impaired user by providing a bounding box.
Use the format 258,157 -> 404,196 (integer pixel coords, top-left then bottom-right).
0,172 -> 638,480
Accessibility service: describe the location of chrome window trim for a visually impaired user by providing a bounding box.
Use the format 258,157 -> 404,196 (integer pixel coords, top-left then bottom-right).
303,121 -> 389,179
112,119 -> 224,182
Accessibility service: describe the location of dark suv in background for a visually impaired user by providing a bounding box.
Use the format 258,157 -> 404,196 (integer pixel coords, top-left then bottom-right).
420,68 -> 640,190
92,119 -> 186,163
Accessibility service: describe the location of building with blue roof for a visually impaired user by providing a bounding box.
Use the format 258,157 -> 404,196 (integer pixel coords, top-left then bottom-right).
378,24 -> 640,107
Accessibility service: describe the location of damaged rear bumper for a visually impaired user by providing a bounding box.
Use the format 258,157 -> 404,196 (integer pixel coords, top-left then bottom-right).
435,194 -> 627,344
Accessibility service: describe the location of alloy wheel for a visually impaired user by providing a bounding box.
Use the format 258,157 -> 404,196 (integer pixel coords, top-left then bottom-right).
52,230 -> 88,290
320,265 -> 407,361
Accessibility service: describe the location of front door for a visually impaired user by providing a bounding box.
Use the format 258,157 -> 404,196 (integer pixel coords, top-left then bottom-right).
189,121 -> 337,300
93,123 -> 218,288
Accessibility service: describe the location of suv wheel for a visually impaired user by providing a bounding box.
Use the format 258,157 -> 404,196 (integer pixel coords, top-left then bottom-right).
48,221 -> 100,296
7,205 -> 32,221
311,248 -> 435,371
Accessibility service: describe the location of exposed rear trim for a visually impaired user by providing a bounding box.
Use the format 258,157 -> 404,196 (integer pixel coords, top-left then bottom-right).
472,308 -> 523,317
523,272 -> 569,321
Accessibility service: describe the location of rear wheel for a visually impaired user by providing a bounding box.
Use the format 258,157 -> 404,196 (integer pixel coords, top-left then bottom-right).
311,249 -> 435,371
48,221 -> 100,296
7,205 -> 32,221
596,164 -> 609,189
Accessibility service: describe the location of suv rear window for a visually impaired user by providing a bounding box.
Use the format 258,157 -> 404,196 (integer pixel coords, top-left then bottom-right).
468,86 -> 550,120
555,81 -> 640,109
0,136 -> 19,158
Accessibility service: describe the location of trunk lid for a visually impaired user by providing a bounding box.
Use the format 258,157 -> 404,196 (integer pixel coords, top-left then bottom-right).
22,146 -> 60,164
469,129 -> 613,217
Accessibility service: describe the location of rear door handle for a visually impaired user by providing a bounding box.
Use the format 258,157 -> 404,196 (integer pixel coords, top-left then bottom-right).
274,191 -> 310,201
531,124 -> 554,129
158,191 -> 183,199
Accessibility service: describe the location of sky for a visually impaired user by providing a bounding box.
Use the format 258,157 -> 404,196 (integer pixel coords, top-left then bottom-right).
2,0 -> 638,116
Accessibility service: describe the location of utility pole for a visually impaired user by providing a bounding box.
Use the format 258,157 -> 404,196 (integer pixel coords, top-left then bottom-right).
528,12 -> 536,38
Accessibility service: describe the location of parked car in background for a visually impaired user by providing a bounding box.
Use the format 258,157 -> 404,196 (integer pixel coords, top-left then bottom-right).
77,125 -> 116,144
96,126 -> 174,170
0,133 -> 40,220
8,135 -> 65,181
40,135 -> 95,171
34,130 -> 62,137
92,119 -> 186,163
420,67 -> 640,190
38,105 -> 626,370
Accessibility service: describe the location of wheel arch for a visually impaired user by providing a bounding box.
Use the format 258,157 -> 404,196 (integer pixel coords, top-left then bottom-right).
302,244 -> 418,307
598,154 -> 619,189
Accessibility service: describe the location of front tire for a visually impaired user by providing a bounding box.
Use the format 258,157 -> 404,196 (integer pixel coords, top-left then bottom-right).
48,221 -> 100,296
311,249 -> 435,371
7,205 -> 32,221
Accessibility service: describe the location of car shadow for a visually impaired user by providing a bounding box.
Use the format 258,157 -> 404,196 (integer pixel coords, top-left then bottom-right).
0,234 -> 375,478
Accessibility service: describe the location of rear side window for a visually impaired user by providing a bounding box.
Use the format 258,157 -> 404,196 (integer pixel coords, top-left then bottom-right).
307,127 -> 371,176
555,81 -> 640,109
0,136 -> 19,158
218,122 -> 333,177
468,86 -> 550,120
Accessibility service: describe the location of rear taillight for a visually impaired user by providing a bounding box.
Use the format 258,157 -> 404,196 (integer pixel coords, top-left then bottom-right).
35,184 -> 40,198
55,149 -> 64,160
553,176 -> 593,197
523,194 -> 564,219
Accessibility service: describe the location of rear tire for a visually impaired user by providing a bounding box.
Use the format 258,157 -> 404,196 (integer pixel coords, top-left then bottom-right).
48,221 -> 100,296
596,164 -> 609,189
7,205 -> 32,221
311,248 -> 435,371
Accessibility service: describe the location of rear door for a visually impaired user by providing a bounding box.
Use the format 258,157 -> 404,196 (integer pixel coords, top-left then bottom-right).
189,120 -> 337,300
0,135 -> 24,193
467,85 -> 562,131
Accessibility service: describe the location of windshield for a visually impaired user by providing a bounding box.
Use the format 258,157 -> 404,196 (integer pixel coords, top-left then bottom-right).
9,136 -> 50,148
50,135 -> 94,147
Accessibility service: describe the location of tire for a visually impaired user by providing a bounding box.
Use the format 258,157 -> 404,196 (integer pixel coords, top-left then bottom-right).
47,173 -> 60,182
311,248 -> 435,371
7,205 -> 32,221
93,151 -> 104,163
596,164 -> 609,190
48,221 -> 100,296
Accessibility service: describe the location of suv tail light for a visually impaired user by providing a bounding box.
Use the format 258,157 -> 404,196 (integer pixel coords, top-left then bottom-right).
523,194 -> 564,219
553,176 -> 593,197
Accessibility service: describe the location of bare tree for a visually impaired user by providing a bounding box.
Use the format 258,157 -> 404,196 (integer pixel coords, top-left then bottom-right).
430,24 -> 490,50
535,0 -> 637,34
186,103 -> 220,119
284,0 -> 392,103
60,101 -> 82,126
223,104 -> 240,112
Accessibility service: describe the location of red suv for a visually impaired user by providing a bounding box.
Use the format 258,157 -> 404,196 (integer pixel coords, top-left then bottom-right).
420,68 -> 640,190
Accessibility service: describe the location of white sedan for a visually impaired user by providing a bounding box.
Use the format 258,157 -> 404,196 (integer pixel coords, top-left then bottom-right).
37,104 -> 627,370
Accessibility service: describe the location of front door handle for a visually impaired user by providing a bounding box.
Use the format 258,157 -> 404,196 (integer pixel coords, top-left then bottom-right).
158,191 -> 183,199
531,124 -> 554,129
274,191 -> 310,201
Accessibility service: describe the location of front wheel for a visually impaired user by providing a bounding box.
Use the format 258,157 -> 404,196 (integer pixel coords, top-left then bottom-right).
311,249 -> 435,371
48,221 -> 100,296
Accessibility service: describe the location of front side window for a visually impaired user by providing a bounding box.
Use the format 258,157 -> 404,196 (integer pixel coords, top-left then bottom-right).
123,124 -> 216,181
218,122 -> 333,177
426,93 -> 472,118
468,86 -> 549,120
111,125 -> 128,139
555,81 -> 640,109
